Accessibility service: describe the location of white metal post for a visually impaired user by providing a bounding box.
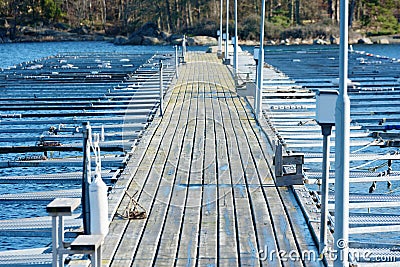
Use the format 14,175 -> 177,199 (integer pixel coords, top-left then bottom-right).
175,45 -> 179,78
334,0 -> 350,265
182,35 -> 186,57
320,125 -> 332,254
51,216 -> 58,267
58,216 -> 64,266
255,0 -> 266,121
159,60 -> 164,117
218,0 -> 223,55
233,0 -> 238,88
225,0 -> 229,62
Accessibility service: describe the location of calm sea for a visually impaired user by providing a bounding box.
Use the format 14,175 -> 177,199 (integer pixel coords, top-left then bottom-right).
1,41 -> 209,69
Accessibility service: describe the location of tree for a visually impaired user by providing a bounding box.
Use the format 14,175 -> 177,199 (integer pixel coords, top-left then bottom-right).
41,0 -> 59,23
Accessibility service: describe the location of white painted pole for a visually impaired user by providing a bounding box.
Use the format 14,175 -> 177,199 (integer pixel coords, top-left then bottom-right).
51,216 -> 58,267
159,60 -> 164,117
58,216 -> 64,266
320,125 -> 332,254
233,0 -> 238,87
182,35 -> 186,57
255,0 -> 266,121
175,45 -> 179,78
334,0 -> 350,265
218,0 -> 223,54
225,0 -> 229,62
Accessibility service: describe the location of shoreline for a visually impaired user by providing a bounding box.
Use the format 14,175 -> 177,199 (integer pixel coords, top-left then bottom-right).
1,28 -> 400,46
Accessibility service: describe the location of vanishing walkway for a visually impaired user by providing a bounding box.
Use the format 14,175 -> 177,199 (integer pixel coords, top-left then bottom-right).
102,52 -> 318,266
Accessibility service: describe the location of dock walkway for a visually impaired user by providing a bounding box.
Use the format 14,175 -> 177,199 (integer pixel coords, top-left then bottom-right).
103,52 -> 318,266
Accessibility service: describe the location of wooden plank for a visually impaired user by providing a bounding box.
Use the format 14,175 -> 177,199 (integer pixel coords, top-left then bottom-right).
102,72 -> 186,266
197,76 -> 218,267
110,79 -> 189,266
234,94 -> 315,266
174,63 -> 204,267
151,96 -> 196,264
220,94 -> 261,267
213,84 -> 240,266
217,73 -> 282,267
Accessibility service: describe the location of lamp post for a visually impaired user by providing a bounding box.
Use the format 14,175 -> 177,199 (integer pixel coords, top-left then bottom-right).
159,60 -> 164,117
334,0 -> 350,265
316,89 -> 338,256
224,0 -> 229,64
233,0 -> 238,87
255,0 -> 266,121
218,0 -> 223,57
175,45 -> 179,78
217,30 -> 222,57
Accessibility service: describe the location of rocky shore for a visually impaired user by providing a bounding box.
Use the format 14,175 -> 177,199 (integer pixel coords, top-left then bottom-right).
1,22 -> 399,46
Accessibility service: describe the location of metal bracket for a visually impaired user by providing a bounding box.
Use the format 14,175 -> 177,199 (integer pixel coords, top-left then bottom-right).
273,143 -> 304,186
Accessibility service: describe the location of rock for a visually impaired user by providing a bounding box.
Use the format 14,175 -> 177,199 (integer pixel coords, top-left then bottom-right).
114,35 -> 129,45
54,23 -> 69,30
171,37 -> 183,45
125,34 -> 142,45
69,26 -> 89,35
167,33 -> 183,44
358,38 -> 373,44
136,22 -> 159,38
94,35 -> 106,41
293,38 -> 302,45
186,36 -> 217,46
142,36 -> 165,45
314,38 -> 328,45
160,31 -> 170,40
20,26 -> 36,35
377,38 -> 390,44
330,35 -> 339,44
301,39 -> 313,45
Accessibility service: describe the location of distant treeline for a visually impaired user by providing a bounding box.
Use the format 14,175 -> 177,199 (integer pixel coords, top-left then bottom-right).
0,0 -> 399,40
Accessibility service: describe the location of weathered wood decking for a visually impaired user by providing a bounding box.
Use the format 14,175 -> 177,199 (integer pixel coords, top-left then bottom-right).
102,52 -> 318,266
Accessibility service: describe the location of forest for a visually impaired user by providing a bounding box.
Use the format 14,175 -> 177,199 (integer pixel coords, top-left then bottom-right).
0,0 -> 399,41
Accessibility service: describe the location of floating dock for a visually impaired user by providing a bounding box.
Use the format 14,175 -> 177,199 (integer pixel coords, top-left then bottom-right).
101,52 -> 318,266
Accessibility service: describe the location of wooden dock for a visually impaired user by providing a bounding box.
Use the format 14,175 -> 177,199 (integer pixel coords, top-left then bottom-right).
102,52 -> 318,266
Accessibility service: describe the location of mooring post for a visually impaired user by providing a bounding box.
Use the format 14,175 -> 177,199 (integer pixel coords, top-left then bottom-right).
255,0 -> 266,121
82,121 -> 92,235
233,0 -> 238,89
159,60 -> 164,117
224,0 -> 229,64
218,0 -> 223,57
182,35 -> 186,58
175,45 -> 179,78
